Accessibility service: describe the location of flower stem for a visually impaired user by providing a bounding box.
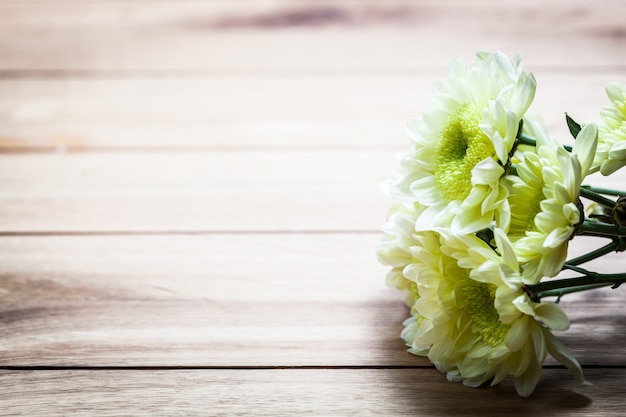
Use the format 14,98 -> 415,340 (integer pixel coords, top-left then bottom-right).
581,185 -> 625,197
525,271 -> 626,302
579,187 -> 617,209
530,283 -> 614,302
517,133 -> 572,152
577,219 -> 626,238
516,133 -> 536,147
565,239 -> 623,266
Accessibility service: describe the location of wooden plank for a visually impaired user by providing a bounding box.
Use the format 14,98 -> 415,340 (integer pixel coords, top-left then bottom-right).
0,233 -> 415,367
0,76 -> 416,150
0,151 -> 398,232
1,368 -> 625,416
0,1 -> 625,72
0,234 -> 625,367
1,151 -> 626,232
0,72 -> 622,150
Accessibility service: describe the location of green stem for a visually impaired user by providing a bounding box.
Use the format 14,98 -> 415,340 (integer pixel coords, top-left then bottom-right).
581,185 -> 626,197
564,239 -> 622,266
517,133 -> 535,147
525,272 -> 626,302
517,133 -> 572,152
529,283 -> 614,301
577,219 -> 626,238
579,187 -> 616,209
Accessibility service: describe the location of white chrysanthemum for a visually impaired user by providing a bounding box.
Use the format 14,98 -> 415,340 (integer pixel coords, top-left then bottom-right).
390,51 -> 536,234
593,82 -> 626,175
377,203 -> 424,307
402,229 -> 587,397
506,121 -> 598,283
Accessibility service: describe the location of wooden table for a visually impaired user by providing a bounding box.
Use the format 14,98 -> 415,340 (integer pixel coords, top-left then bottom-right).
2,1 -> 626,415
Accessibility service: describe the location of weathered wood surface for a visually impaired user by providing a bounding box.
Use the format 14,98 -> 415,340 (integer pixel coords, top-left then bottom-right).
0,0 -> 625,71
0,234 -> 624,368
2,0 -> 626,415
0,152 -> 620,233
0,151 -> 396,232
3,368 -> 625,417
0,74 -> 619,150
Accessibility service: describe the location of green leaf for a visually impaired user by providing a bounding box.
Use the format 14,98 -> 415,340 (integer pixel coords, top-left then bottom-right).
475,228 -> 495,248
565,113 -> 582,139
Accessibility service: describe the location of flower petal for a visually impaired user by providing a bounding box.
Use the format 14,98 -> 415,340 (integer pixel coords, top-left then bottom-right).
505,316 -> 529,351
544,329 -> 590,386
534,302 -> 570,331
572,123 -> 598,177
513,358 -> 542,397
493,228 -> 518,270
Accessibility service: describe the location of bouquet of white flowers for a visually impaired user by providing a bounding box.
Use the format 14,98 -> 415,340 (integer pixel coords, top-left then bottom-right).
378,51 -> 626,397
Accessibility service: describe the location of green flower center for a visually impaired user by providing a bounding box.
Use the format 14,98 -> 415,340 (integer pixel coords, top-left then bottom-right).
525,192 -> 544,233
510,191 -> 544,234
509,165 -> 545,235
435,104 -> 495,201
461,274 -> 510,347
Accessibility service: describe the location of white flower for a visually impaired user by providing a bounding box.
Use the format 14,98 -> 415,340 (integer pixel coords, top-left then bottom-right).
593,82 -> 626,175
377,203 -> 424,307
402,228 -> 588,397
390,51 -> 536,234
506,121 -> 598,282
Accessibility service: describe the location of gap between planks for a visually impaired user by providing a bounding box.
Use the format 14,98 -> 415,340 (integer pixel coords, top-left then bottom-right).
3,364 -> 620,371
0,230 -> 380,236
0,365 -> 432,371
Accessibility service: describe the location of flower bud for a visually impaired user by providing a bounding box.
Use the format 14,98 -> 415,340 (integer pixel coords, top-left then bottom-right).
612,196 -> 626,226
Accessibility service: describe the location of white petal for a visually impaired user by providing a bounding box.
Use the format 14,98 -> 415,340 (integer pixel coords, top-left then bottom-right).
514,358 -> 542,397
505,316 -> 529,351
512,294 -> 536,316
608,140 -> 626,159
409,176 -> 444,205
543,227 -> 572,249
572,123 -> 598,177
535,302 -> 570,331
451,207 -> 493,234
544,329 -> 590,386
601,158 -> 626,176
415,203 -> 455,231
404,118 -> 422,142
493,228 -> 518,270
511,73 -> 537,117
606,81 -> 626,103
530,325 -> 547,363
471,158 -> 504,186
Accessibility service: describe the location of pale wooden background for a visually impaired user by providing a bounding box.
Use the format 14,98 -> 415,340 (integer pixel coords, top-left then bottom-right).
2,1 -> 626,415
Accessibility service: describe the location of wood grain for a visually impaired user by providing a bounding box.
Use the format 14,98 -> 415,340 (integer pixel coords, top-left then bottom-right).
0,233 -> 415,367
0,151 -> 625,233
0,151 -> 398,232
1,368 -> 624,416
0,72 -> 622,150
2,0 -> 626,413
0,234 -> 625,367
1,1 -> 625,72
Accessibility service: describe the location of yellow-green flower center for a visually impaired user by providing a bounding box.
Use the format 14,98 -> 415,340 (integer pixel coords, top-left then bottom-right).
524,192 -> 544,233
460,274 -> 510,347
510,172 -> 545,235
435,104 -> 495,201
